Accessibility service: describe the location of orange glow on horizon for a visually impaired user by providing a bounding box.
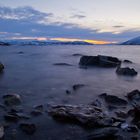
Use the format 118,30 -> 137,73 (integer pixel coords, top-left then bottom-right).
51,37 -> 115,44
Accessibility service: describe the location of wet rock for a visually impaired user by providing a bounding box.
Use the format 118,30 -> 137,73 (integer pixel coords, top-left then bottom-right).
123,60 -> 133,63
48,104 -> 113,128
0,126 -> 4,139
72,84 -> 85,91
53,63 -> 73,66
116,66 -> 138,76
34,105 -> 43,112
120,123 -> 138,132
79,55 -> 121,68
3,94 -> 21,106
115,111 -> 127,118
4,114 -> 19,122
0,63 -> 4,72
19,123 -> 36,135
31,105 -> 44,116
87,127 -> 119,140
72,53 -> 83,56
99,93 -> 127,106
90,99 -> 102,108
127,90 -> 140,101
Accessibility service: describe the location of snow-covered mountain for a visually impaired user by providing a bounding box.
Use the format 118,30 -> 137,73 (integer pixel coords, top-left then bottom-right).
0,40 -> 93,46
121,36 -> 140,45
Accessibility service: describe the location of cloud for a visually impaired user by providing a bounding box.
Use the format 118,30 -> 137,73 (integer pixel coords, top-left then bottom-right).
113,25 -> 124,28
70,14 -> 86,19
0,6 -> 53,23
0,6 -> 140,42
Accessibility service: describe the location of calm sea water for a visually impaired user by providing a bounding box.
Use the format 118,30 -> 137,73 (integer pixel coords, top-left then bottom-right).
0,45 -> 140,140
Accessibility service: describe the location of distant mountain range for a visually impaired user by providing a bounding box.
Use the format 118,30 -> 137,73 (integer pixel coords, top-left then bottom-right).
121,36 -> 140,45
0,40 -> 93,46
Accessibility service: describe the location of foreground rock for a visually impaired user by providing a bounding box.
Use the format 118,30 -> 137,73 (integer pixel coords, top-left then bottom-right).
0,63 -> 4,72
3,94 -> 21,106
48,104 -> 113,128
127,90 -> 140,101
79,55 -> 121,68
99,93 -> 128,106
116,66 -> 138,76
19,123 -> 36,135
0,126 -> 4,139
87,127 -> 119,140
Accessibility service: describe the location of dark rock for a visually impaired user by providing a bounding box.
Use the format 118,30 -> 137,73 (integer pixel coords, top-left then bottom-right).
116,66 -> 138,76
115,111 -> 127,118
127,90 -> 140,101
72,84 -> 85,91
90,99 -> 102,108
31,105 -> 44,116
53,63 -> 73,66
4,114 -> 19,122
72,53 -> 83,56
66,90 -> 71,94
3,94 -> 21,106
123,60 -> 133,63
48,104 -> 113,128
34,105 -> 43,112
19,123 -> 36,135
79,55 -> 121,68
0,63 -> 4,72
0,126 -> 4,139
99,94 -> 127,106
0,42 -> 10,46
87,127 -> 119,140
18,51 -> 24,54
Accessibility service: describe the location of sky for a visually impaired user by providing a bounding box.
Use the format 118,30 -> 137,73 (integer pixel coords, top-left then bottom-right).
0,0 -> 140,44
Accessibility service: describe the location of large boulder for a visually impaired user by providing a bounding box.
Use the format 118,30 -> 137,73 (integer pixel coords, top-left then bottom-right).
48,104 -> 113,128
116,66 -> 138,76
79,55 -> 121,67
0,62 -> 4,72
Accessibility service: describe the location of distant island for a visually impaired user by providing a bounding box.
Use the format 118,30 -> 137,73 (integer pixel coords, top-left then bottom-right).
0,40 -> 93,46
121,36 -> 140,45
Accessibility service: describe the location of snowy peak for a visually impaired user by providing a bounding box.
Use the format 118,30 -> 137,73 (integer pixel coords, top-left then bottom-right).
122,36 -> 140,45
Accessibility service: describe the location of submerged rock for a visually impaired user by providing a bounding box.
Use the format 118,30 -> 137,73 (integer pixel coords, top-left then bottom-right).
48,104 -> 113,128
19,123 -> 36,135
53,63 -> 73,66
87,127 -> 119,140
79,55 -> 121,68
99,93 -> 127,106
0,63 -> 4,72
3,94 -> 21,106
72,84 -> 85,91
72,53 -> 83,56
116,66 -> 138,76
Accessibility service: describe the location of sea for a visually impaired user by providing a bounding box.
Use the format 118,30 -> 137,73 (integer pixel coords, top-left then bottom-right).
0,44 -> 140,140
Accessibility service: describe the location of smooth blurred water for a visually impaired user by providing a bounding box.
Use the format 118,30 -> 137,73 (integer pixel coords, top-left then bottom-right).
0,45 -> 140,140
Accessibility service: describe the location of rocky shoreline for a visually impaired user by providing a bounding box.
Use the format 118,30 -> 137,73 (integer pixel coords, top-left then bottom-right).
0,54 -> 140,139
